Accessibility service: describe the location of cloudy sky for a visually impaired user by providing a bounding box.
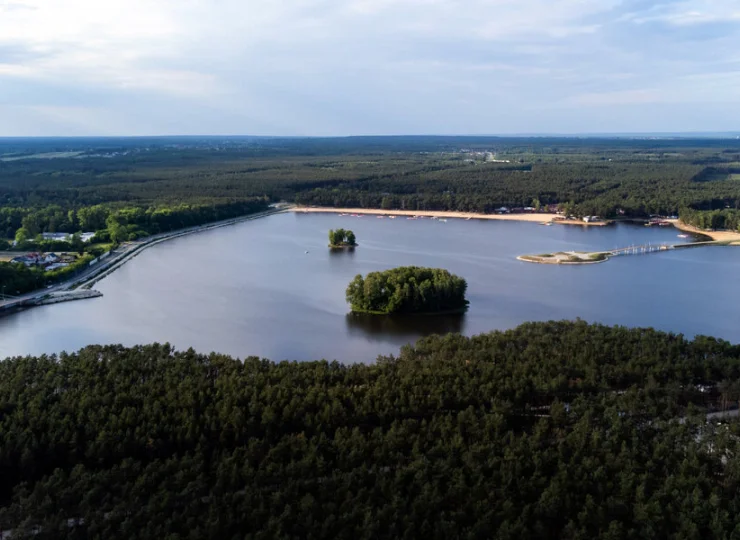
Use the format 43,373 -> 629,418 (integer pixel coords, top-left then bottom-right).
0,0 -> 738,136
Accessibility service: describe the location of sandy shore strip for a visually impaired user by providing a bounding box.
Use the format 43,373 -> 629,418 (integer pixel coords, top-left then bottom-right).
293,206 -> 560,223
668,219 -> 740,244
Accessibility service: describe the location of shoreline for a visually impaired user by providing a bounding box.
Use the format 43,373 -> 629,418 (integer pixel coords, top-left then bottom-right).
294,206 -> 561,223
294,207 -> 740,241
517,253 -> 609,265
0,207 -> 288,317
75,207 -> 288,291
295,206 -> 612,226
350,307 -> 469,316
667,219 -> 740,244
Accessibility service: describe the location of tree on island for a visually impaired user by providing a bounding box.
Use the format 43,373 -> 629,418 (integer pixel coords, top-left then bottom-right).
346,266 -> 468,314
328,228 -> 357,247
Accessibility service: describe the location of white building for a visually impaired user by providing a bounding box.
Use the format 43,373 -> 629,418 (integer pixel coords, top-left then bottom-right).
41,232 -> 96,243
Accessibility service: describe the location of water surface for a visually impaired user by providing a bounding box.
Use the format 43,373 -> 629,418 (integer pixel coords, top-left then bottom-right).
1,213 -> 738,363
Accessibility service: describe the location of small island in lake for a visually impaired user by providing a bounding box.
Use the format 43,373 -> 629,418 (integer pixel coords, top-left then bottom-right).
328,228 -> 357,248
346,266 -> 468,314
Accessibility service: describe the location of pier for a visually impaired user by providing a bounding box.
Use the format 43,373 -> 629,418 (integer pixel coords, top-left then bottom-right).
608,243 -> 673,257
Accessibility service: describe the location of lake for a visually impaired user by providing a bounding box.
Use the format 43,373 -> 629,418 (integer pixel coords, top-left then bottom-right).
1,212 -> 739,363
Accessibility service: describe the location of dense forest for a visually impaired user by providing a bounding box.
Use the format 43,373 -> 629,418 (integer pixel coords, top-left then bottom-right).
328,228 -> 357,247
679,207 -> 740,231
2,136 -> 740,246
2,321 -> 740,538
346,267 -> 468,314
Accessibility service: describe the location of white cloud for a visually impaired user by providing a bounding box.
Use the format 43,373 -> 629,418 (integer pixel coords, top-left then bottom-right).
568,88 -> 662,106
619,0 -> 740,26
0,0 -> 738,134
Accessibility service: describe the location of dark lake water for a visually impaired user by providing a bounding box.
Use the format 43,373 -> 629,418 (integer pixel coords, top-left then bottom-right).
1,212 -> 739,363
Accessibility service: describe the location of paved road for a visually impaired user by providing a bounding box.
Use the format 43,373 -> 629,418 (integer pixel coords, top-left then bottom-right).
0,207 -> 287,312
0,242 -> 137,310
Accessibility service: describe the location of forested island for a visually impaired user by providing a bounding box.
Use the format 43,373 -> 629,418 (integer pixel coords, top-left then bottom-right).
346,266 -> 468,314
2,321 -> 740,538
328,228 -> 357,248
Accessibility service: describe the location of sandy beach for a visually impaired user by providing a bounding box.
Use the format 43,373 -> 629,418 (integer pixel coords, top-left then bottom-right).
293,207 -> 739,240
293,206 -> 560,223
668,219 -> 740,244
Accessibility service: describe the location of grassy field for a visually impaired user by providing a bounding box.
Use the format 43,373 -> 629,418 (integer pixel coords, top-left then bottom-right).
0,252 -> 25,262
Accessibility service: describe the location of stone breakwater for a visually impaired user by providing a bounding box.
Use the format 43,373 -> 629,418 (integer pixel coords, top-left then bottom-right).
32,290 -> 103,306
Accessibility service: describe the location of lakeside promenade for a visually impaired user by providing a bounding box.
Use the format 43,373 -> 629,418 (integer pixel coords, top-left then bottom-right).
0,206 -> 289,316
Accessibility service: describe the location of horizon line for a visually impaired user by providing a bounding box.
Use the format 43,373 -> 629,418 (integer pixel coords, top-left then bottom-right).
1,131 -> 740,140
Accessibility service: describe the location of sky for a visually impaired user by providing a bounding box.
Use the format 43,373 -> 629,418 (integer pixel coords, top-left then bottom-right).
0,0 -> 739,136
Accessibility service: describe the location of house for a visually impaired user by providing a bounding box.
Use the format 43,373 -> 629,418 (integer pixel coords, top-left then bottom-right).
43,253 -> 60,264
22,252 -> 44,265
10,256 -> 32,266
40,231 -> 95,243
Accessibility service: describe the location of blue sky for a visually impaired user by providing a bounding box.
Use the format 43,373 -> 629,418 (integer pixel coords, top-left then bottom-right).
0,0 -> 738,136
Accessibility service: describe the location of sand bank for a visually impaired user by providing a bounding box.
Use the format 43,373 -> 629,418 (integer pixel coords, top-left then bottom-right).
518,252 -> 609,265
293,207 -> 559,223
668,219 -> 740,244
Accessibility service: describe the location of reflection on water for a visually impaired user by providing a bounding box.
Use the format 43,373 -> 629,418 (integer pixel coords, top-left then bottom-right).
329,246 -> 356,256
346,312 -> 466,340
1,212 -> 739,363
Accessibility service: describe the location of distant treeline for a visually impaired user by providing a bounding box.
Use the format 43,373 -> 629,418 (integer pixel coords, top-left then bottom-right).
2,137 -> 740,240
2,321 -> 740,538
346,266 -> 468,314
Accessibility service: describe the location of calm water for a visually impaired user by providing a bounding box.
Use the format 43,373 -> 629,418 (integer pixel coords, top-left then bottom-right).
1,213 -> 739,363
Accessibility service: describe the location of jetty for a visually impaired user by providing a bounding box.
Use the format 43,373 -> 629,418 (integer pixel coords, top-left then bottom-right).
608,243 -> 672,257
518,240 -> 725,265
